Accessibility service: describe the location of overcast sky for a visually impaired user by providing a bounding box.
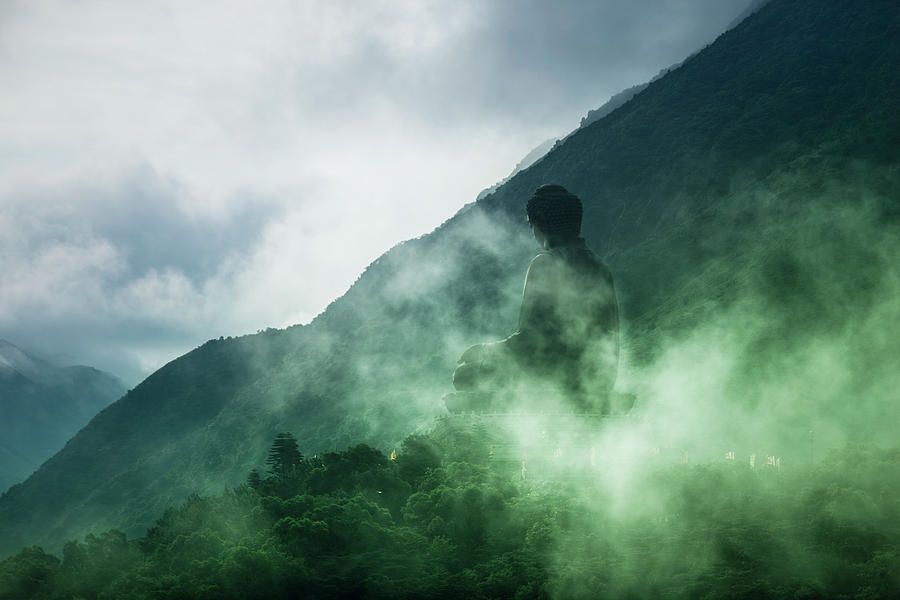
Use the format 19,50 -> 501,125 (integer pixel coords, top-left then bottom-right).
0,0 -> 751,384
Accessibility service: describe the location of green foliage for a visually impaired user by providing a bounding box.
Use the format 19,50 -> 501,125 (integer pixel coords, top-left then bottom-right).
266,432 -> 304,478
395,435 -> 442,486
57,531 -> 141,600
0,547 -> 57,600
246,469 -> 261,489
2,431 -> 899,599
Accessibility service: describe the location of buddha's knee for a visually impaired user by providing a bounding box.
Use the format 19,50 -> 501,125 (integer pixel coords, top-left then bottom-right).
454,360 -> 506,392
452,362 -> 480,391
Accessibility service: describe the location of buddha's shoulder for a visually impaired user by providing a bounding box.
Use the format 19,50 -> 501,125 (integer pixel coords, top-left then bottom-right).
528,251 -> 554,267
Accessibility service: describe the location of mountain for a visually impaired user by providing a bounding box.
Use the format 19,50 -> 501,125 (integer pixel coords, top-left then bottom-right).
727,0 -> 772,30
2,0 -> 899,557
578,0 -> 772,131
488,0 -> 776,195
480,59 -> 695,202
476,138 -> 557,201
481,63 -> 680,202
0,341 -> 127,493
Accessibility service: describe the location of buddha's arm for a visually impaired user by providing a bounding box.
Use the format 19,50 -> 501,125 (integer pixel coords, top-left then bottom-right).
503,253 -> 559,358
457,253 -> 557,366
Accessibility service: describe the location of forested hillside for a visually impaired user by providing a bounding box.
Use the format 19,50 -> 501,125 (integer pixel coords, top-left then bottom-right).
2,429 -> 898,599
2,0 -> 898,560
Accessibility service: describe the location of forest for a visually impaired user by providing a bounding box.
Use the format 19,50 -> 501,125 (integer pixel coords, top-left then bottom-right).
2,422 -> 898,599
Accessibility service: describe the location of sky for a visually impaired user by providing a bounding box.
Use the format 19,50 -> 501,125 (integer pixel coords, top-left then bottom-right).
0,0 -> 751,385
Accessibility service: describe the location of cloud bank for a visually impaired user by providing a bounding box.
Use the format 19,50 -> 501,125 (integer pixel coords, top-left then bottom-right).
0,0 -> 749,383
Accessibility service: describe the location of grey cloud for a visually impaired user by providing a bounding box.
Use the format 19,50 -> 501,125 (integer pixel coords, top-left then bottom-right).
278,0 -> 751,131
1,166 -> 283,384
469,0 -> 750,121
2,318 -> 201,389
6,165 -> 280,283
0,0 -> 756,384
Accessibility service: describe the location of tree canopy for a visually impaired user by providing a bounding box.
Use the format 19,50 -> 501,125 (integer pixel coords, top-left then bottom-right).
266,432 -> 303,478
2,427 -> 898,599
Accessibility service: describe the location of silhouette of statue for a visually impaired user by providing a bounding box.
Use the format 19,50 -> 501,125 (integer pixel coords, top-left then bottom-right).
447,185 -> 619,414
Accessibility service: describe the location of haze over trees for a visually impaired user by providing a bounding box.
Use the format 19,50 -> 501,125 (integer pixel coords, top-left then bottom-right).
1,1 -> 899,597
1,431 -> 898,599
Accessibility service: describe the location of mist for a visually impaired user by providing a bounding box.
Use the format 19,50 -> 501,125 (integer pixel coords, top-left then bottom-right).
431,165 -> 900,597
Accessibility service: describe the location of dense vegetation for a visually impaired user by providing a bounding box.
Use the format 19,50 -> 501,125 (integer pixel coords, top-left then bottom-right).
2,427 -> 898,600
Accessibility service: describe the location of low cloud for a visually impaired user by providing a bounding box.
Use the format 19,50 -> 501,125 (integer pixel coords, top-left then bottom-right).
0,0 -> 750,382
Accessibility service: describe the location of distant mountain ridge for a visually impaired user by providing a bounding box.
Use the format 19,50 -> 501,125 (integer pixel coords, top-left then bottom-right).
0,340 -> 126,494
727,0 -> 772,30
484,0 -> 775,201
480,64 -> 676,202
1,0 -> 899,557
476,138 -> 557,201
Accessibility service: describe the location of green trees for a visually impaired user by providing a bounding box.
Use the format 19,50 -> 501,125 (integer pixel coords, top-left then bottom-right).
3,434 -> 899,599
57,531 -> 140,599
0,547 -> 57,600
247,468 -> 262,488
266,432 -> 303,478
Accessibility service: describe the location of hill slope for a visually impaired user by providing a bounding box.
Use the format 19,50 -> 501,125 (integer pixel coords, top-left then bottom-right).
2,0 -> 899,556
0,341 -> 126,493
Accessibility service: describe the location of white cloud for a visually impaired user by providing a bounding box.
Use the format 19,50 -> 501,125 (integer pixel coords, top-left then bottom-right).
1,237 -> 124,321
0,0 -> 750,382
